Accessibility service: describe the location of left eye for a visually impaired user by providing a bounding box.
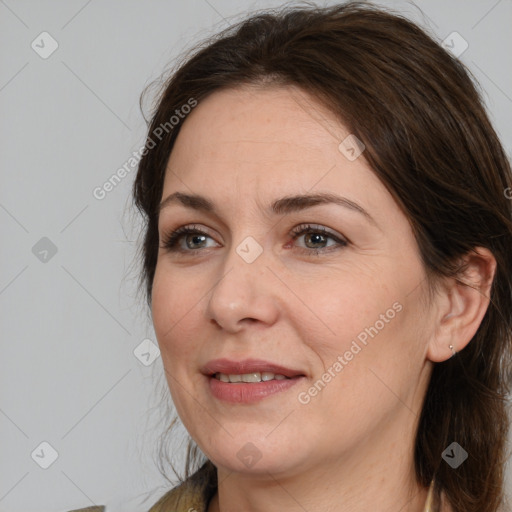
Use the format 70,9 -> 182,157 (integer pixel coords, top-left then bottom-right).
289,224 -> 348,254
160,223 -> 348,255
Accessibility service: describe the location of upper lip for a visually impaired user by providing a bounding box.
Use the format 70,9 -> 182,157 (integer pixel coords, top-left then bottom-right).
201,358 -> 306,378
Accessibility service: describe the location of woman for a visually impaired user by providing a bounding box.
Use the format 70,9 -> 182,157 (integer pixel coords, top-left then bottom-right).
72,1 -> 512,511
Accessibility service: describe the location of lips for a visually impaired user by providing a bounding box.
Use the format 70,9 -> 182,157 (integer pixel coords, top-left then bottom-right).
203,358 -> 307,404
201,358 -> 306,379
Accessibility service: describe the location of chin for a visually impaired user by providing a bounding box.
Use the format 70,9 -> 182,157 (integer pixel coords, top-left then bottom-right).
201,436 -> 305,476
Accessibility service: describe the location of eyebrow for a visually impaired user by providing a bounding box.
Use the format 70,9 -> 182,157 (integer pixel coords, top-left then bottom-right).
158,191 -> 378,227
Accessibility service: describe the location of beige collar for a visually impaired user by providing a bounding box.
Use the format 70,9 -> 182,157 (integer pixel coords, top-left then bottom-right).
423,479 -> 435,512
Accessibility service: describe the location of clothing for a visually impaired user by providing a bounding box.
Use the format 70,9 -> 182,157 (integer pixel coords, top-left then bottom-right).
66,461 -> 435,512
67,508 -> 105,512
147,460 -> 217,512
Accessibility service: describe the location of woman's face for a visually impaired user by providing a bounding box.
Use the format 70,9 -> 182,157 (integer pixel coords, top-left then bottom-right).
152,85 -> 436,476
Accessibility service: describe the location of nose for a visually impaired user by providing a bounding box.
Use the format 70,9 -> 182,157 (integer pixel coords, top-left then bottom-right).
205,240 -> 281,333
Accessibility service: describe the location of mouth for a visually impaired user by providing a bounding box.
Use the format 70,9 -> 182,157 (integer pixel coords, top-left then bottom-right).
201,359 -> 306,404
212,371 -> 297,383
201,358 -> 306,379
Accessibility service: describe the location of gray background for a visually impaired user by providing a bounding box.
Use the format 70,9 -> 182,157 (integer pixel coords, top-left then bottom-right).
1,1 -> 511,511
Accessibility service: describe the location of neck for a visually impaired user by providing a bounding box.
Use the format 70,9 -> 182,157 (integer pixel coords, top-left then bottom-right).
207,414 -> 430,512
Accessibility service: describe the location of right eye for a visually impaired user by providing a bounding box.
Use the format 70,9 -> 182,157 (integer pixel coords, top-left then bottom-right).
160,224 -> 218,254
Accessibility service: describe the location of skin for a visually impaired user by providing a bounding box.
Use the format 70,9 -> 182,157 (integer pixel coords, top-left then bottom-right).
151,84 -> 495,512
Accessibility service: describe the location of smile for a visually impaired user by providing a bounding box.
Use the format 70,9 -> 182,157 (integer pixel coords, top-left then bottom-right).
207,373 -> 305,403
214,372 -> 290,382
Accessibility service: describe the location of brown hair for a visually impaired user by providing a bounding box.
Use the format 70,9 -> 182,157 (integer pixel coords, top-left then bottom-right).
132,2 -> 512,510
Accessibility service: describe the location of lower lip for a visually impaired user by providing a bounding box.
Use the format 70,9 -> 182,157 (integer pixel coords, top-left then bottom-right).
208,375 -> 305,403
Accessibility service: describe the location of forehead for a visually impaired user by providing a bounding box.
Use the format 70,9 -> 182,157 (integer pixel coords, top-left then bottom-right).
160,85 -> 400,231
165,85 -> 367,185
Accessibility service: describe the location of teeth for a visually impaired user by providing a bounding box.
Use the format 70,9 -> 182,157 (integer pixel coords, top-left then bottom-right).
214,372 -> 290,383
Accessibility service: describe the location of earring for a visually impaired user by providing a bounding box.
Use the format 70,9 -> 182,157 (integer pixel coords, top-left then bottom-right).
449,344 -> 457,357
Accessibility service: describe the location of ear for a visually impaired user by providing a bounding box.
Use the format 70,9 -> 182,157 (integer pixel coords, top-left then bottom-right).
426,247 -> 496,363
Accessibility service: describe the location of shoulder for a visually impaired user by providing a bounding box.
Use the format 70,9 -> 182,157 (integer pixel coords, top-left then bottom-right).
64,482 -> 205,512
147,480 -> 207,512
65,507 -> 105,512
148,461 -> 217,512
65,462 -> 217,512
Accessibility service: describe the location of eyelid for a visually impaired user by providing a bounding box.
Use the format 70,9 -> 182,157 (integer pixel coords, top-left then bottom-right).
160,222 -> 348,254
160,224 -> 218,251
287,223 -> 348,253
289,223 -> 347,242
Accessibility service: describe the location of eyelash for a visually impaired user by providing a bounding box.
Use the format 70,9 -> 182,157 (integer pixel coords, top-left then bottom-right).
160,223 -> 348,256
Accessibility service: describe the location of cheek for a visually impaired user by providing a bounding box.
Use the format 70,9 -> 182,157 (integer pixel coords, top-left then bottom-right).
306,278 -> 397,350
151,265 -> 202,366
151,269 -> 206,419
306,278 -> 421,406
151,267 -> 175,341
301,293 -> 411,436
299,274 -> 413,413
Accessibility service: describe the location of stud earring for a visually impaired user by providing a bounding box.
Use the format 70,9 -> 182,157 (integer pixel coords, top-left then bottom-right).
449,344 -> 457,357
